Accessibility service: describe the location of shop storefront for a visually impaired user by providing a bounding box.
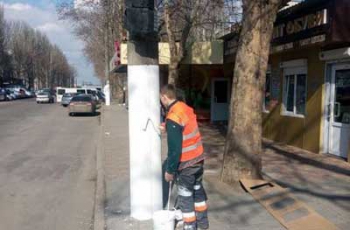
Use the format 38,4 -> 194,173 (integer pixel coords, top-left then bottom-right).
222,0 -> 350,160
262,0 -> 350,159
112,41 -> 225,122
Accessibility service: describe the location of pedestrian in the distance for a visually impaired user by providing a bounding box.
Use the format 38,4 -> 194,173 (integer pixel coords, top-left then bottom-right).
160,84 -> 209,230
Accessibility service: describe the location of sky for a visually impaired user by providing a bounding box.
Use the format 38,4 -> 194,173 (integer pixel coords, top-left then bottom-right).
1,0 -> 100,85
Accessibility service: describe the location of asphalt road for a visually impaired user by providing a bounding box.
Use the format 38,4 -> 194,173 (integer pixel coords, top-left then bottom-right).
0,99 -> 100,230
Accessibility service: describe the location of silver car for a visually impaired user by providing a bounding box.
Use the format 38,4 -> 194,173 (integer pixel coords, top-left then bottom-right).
68,95 -> 97,116
61,93 -> 76,107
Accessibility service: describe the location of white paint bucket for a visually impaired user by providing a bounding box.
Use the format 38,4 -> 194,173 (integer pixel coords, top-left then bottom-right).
153,210 -> 175,230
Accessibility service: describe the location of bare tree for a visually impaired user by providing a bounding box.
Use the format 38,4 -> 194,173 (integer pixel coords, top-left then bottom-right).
221,0 -> 290,185
33,30 -> 52,89
0,6 -> 12,83
161,0 -> 227,85
59,1 -> 234,88
6,19 -> 74,89
159,0 -> 243,85
58,0 -> 125,82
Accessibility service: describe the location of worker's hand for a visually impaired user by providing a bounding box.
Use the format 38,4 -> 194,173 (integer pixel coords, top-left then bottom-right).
164,172 -> 174,182
159,123 -> 166,133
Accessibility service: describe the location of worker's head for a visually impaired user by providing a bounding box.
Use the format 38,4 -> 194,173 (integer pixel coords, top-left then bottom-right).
160,84 -> 176,107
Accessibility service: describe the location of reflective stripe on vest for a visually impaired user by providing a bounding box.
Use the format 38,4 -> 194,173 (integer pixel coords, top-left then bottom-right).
166,101 -> 204,162
182,140 -> 202,153
183,128 -> 199,141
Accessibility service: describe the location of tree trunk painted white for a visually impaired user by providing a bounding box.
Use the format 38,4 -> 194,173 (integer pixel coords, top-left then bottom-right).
104,82 -> 111,106
128,65 -> 163,220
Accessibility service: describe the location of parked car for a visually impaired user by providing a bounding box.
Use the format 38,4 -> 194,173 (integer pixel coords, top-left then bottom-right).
36,92 -> 55,103
23,89 -> 34,98
5,89 -> 16,100
68,95 -> 97,116
61,93 -> 76,107
13,89 -> 23,99
19,88 -> 27,98
90,91 -> 101,105
96,90 -> 105,103
28,90 -> 36,98
0,88 -> 6,101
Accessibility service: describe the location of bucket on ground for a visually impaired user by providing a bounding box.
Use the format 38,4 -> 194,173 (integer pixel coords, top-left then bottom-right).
153,210 -> 175,230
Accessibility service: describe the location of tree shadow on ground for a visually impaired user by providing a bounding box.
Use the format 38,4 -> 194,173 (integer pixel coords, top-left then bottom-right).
199,122 -> 350,225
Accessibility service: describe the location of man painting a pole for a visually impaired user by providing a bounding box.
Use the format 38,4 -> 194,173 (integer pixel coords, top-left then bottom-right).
125,0 -> 163,220
160,84 -> 209,230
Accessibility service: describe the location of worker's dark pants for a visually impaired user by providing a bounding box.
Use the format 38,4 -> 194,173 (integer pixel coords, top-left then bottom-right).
176,163 -> 209,230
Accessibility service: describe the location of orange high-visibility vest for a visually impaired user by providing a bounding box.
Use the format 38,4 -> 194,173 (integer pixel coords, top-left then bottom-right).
166,101 -> 204,162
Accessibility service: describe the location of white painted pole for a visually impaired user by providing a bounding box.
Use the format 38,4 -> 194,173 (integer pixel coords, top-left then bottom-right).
128,65 -> 163,220
104,81 -> 111,106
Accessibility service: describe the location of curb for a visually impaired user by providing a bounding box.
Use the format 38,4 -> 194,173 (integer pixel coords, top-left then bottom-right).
94,105 -> 106,230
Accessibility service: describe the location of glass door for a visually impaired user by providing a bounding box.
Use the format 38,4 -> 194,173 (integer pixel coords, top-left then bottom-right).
329,63 -> 350,158
211,78 -> 230,122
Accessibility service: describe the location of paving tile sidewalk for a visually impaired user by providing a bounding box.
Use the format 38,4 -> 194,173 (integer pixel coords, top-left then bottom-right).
102,104 -> 350,230
102,104 -> 152,230
200,124 -> 350,230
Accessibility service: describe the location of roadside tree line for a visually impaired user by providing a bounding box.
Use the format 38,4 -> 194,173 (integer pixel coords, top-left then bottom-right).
0,6 -> 76,90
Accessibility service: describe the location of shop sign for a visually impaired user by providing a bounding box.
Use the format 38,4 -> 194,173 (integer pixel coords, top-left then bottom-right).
273,9 -> 328,40
271,34 -> 326,53
271,4 -> 330,53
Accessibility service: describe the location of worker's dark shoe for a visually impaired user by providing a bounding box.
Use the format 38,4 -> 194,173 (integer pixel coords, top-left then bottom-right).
196,211 -> 209,229
197,222 -> 209,229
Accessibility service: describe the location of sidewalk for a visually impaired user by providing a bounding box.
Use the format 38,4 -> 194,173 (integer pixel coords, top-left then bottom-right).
100,104 -> 350,230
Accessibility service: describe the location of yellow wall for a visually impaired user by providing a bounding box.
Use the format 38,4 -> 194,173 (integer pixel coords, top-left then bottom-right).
263,46 -> 326,153
120,41 -> 224,65
121,43 -> 128,65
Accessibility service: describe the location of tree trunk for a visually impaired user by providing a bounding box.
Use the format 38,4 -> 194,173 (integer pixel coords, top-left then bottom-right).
104,2 -> 110,84
164,1 -> 179,85
221,0 -> 281,185
168,61 -> 179,85
118,0 -> 125,40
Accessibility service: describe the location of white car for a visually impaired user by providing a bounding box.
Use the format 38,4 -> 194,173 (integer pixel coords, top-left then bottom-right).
0,88 -> 6,101
36,92 -> 54,103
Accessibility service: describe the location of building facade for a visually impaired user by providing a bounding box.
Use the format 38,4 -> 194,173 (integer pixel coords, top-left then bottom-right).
257,0 -> 349,159
110,0 -> 350,160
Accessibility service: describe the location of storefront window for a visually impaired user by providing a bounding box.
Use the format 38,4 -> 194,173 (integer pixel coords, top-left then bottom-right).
285,75 -> 295,112
296,74 -> 307,114
283,74 -> 307,116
